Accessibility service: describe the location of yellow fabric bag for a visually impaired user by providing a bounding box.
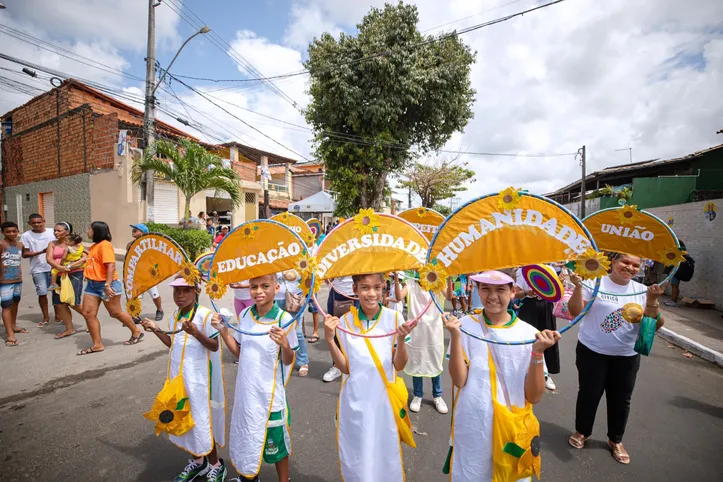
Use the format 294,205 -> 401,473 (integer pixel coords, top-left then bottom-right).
143,319 -> 195,437
365,337 -> 417,448
59,274 -> 75,306
488,349 -> 541,482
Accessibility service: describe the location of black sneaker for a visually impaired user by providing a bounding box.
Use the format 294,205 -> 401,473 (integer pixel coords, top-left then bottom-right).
174,458 -> 210,482
155,310 -> 164,322
205,459 -> 227,482
229,476 -> 258,481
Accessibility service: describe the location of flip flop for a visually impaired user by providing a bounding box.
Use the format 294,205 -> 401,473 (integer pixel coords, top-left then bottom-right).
77,347 -> 104,356
5,339 -> 19,347
54,331 -> 77,339
37,321 -> 49,327
14,328 -> 29,334
123,333 -> 144,345
308,336 -> 320,343
298,366 -> 309,377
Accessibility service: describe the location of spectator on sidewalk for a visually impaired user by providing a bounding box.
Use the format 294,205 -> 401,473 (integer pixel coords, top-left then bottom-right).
46,222 -> 87,339
567,253 -> 665,465
1,222 -> 26,346
127,224 -> 164,321
283,269 -> 309,377
664,240 -> 695,307
78,221 -> 144,356
213,225 -> 229,247
20,214 -> 57,327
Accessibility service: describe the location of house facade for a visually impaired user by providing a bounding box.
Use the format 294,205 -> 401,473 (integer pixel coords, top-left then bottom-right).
0,79 -> 267,248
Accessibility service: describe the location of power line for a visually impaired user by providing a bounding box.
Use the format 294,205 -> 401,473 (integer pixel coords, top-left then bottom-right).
163,0 -> 301,110
420,0 -> 525,33
166,0 -> 567,84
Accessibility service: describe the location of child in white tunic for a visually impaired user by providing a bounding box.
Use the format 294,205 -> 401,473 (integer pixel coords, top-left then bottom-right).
324,273 -> 416,482
141,276 -> 227,482
444,271 -> 560,482
214,273 -> 299,482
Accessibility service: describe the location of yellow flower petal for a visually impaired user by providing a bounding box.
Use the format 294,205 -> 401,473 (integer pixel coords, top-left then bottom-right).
353,208 -> 381,235
657,246 -> 687,266
573,250 -> 611,280
618,204 -> 638,225
498,187 -> 522,210
418,262 -> 448,292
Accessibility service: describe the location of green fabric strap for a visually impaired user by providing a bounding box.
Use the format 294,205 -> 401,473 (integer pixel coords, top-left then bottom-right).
634,313 -> 660,356
503,442 -> 526,458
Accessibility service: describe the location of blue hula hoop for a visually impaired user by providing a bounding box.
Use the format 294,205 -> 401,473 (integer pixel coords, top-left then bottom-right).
208,218 -> 316,336
579,207 -> 684,297
426,191 -> 601,345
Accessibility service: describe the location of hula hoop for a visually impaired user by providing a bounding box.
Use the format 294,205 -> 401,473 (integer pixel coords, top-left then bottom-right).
328,279 -> 359,301
311,292 -> 435,339
426,191 -> 602,345
208,218 -> 316,336
579,207 -> 683,297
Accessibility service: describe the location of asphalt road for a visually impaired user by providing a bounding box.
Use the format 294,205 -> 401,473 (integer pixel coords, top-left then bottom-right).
1,266 -> 722,481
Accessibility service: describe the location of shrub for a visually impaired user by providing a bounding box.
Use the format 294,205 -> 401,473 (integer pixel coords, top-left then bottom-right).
146,223 -> 212,260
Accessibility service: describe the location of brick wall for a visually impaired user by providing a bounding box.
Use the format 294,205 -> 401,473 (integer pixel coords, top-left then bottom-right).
10,88 -> 70,132
647,199 -> 723,309
4,173 -> 92,235
234,160 -> 257,182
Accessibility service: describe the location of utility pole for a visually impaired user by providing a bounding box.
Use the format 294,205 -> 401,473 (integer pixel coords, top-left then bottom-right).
261,155 -> 270,218
142,0 -> 158,222
408,183 -> 412,209
579,145 -> 587,218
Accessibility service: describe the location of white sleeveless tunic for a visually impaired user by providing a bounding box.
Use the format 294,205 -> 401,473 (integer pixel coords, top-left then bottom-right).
448,314 -> 538,482
167,306 -> 225,456
336,307 -> 406,482
229,306 -> 298,478
404,279 -> 445,377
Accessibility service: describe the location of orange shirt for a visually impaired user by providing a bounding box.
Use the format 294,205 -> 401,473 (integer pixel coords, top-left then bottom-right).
84,240 -> 118,281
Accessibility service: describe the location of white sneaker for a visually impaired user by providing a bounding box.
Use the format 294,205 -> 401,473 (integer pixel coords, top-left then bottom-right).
545,376 -> 556,391
322,366 -> 342,382
409,396 -> 422,413
433,397 -> 449,414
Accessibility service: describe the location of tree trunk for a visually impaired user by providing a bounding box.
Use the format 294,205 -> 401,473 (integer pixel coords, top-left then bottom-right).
183,198 -> 191,230
370,170 -> 388,211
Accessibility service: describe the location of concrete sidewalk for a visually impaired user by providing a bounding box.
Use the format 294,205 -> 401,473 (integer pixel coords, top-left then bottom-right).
657,296 -> 723,367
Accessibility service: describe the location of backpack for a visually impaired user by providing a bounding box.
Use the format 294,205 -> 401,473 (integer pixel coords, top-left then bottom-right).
674,254 -> 695,282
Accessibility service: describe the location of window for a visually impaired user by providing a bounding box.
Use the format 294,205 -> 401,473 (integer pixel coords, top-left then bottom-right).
245,192 -> 256,203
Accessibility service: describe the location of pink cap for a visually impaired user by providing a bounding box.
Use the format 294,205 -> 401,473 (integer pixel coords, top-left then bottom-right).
169,276 -> 196,288
470,270 -> 514,285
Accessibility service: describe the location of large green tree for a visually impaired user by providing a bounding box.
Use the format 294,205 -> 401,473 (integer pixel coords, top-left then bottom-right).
400,158 -> 475,208
304,1 -> 476,216
132,138 -> 242,225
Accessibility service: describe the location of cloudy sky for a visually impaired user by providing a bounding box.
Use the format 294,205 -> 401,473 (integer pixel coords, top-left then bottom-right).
1,0 -> 721,206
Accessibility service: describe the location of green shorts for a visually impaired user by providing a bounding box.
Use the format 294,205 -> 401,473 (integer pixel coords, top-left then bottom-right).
263,410 -> 290,464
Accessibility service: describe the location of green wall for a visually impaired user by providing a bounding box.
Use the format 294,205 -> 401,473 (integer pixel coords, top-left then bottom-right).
630,176 -> 696,209
692,154 -> 723,191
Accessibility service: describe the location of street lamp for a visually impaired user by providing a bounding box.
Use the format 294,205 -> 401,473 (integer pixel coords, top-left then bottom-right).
142,21 -> 210,221
152,26 -> 210,96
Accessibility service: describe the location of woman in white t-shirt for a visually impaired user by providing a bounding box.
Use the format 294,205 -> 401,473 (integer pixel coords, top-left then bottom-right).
567,253 -> 664,465
230,281 -> 252,317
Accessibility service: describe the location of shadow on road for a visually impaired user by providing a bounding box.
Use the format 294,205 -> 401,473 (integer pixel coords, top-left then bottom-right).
99,434 -> 186,481
669,395 -> 723,419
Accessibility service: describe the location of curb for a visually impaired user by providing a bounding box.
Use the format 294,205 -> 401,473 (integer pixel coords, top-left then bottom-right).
656,327 -> 723,367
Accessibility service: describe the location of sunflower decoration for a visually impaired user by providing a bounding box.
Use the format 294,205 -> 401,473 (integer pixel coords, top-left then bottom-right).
657,246 -> 687,266
304,232 -> 316,246
148,263 -> 161,280
179,259 -> 200,286
300,272 -> 321,298
295,251 -> 318,277
126,297 -> 142,318
143,377 -> 194,436
206,272 -> 227,299
618,204 -> 639,225
354,208 -> 381,235
240,224 -> 259,240
415,207 -> 428,218
418,260 -> 448,292
572,250 -> 611,280
501,424 -> 541,480
498,186 -> 522,210
278,211 -> 291,223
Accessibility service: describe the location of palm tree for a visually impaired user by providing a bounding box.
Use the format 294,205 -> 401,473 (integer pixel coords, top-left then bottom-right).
132,138 -> 242,226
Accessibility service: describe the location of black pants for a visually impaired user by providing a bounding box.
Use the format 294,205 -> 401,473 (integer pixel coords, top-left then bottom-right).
575,341 -> 640,443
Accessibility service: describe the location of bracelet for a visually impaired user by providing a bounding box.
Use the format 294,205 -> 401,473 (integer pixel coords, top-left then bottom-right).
646,302 -> 659,308
530,359 -> 544,364
531,351 -> 544,357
